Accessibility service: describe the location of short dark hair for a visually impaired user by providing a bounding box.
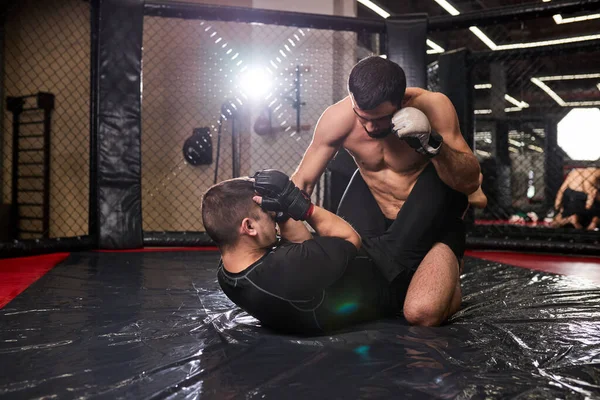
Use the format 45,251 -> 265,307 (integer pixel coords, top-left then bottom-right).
348,56 -> 407,110
201,178 -> 261,249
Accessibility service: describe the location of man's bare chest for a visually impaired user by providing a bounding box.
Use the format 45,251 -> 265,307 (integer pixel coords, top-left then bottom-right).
343,128 -> 425,174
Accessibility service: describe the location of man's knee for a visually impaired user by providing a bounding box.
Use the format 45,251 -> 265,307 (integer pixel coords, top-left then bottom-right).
403,300 -> 446,327
403,292 -> 461,326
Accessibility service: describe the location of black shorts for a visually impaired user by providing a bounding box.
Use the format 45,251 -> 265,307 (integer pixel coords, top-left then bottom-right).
336,163 -> 468,283
561,188 -> 600,226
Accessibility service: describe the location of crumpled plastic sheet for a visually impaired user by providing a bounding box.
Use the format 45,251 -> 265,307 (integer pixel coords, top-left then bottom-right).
1,250 -> 600,399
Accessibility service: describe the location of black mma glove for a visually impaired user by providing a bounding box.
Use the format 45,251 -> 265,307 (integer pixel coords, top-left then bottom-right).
253,169 -> 314,221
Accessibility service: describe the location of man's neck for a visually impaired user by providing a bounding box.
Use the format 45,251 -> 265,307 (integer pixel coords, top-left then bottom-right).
221,246 -> 268,274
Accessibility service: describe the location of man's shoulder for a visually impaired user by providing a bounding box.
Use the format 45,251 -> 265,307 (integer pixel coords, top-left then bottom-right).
318,96 -> 355,135
405,87 -> 449,107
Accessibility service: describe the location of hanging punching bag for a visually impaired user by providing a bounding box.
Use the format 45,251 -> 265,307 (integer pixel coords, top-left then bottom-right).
183,127 -> 213,166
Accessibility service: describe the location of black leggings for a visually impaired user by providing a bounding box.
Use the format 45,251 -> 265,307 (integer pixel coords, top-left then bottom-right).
337,163 -> 468,282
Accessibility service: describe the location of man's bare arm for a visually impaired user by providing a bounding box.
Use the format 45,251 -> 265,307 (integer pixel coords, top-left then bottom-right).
306,205 -> 361,249
468,173 -> 487,209
253,196 -> 361,249
291,101 -> 352,195
278,218 -> 313,243
583,171 -> 599,210
554,179 -> 570,211
420,93 -> 481,195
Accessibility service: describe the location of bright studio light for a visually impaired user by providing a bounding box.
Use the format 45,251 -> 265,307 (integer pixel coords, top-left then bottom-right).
239,67 -> 272,99
557,108 -> 600,161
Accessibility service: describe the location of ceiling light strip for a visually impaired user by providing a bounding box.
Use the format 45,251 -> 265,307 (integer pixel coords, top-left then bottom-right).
495,34 -> 600,50
505,94 -> 529,108
554,13 -> 600,25
432,0 -> 600,52
433,0 -> 461,16
531,78 -> 567,106
357,0 -> 391,18
469,26 -> 497,50
426,39 -> 445,54
538,73 -> 600,81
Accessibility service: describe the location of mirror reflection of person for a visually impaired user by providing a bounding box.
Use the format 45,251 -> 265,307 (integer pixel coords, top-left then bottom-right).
552,167 -> 600,231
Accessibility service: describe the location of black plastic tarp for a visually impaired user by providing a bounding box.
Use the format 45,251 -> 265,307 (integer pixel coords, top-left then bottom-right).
1,250 -> 600,399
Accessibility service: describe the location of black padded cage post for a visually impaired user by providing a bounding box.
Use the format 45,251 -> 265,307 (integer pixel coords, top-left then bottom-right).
90,0 -> 144,249
436,48 -> 475,224
385,15 -> 428,89
427,0 -> 600,255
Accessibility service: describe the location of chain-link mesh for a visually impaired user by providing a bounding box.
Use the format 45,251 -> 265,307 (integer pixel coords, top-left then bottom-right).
428,15 -> 600,244
141,17 -> 381,233
1,0 -> 90,243
427,60 -> 440,92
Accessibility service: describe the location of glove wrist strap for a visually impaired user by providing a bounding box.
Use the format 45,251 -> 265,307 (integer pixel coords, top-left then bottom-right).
304,204 -> 315,220
425,130 -> 443,157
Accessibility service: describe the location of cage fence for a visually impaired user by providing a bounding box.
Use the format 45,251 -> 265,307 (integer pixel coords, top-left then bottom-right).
427,14 -> 600,246
141,15 -> 382,233
1,0 -> 90,243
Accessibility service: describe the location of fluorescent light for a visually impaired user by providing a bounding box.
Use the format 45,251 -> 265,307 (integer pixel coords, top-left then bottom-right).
469,26 -> 497,50
434,0 -> 460,16
476,150 -> 491,157
426,39 -> 445,54
432,1 -> 600,53
564,101 -> 600,106
473,108 -> 524,115
538,73 -> 600,81
531,78 -> 567,106
505,94 -> 529,108
531,77 -> 600,107
379,54 -> 388,59
495,34 -> 600,50
357,0 -> 391,18
473,87 -> 529,108
527,144 -> 544,153
509,139 -> 525,147
553,13 -> 600,24
474,108 -> 524,114
509,147 -> 519,154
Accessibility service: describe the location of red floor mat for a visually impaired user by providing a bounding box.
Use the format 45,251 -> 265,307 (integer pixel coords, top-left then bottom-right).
466,251 -> 600,283
0,253 -> 70,309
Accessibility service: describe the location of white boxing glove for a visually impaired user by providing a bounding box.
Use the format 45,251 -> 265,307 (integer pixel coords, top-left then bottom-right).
391,107 -> 443,157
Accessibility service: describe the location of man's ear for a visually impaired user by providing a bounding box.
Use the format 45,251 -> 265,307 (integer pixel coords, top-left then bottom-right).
240,217 -> 258,237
